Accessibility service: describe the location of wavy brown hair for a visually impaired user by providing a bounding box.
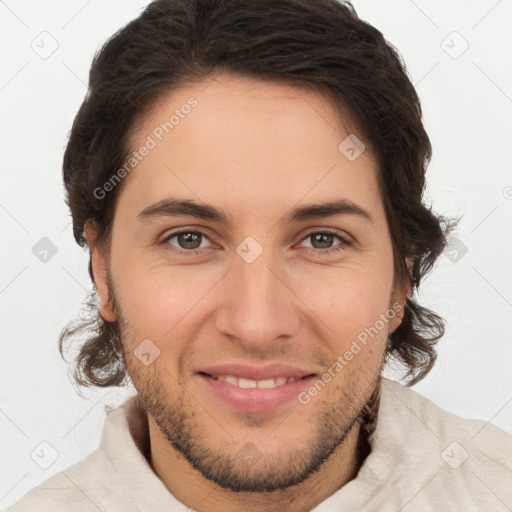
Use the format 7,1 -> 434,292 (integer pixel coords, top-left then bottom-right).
59,0 -> 457,390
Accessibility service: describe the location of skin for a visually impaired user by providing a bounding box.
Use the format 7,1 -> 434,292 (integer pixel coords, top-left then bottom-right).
85,72 -> 409,512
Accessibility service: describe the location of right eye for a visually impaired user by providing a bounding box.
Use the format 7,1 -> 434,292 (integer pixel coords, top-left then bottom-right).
160,230 -> 213,255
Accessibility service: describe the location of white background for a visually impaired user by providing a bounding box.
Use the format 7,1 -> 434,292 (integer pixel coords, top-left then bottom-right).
1,0 -> 511,509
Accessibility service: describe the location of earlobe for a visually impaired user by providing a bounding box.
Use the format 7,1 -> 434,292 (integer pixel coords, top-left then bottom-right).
84,221 -> 117,323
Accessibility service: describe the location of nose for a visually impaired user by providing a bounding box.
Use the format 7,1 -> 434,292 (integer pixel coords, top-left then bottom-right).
214,246 -> 301,352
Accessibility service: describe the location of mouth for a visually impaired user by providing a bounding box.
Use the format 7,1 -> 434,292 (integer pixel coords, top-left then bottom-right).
199,372 -> 314,389
195,368 -> 317,413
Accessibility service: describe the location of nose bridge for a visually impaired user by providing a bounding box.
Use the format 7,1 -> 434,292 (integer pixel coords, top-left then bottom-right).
216,246 -> 300,348
238,252 -> 277,309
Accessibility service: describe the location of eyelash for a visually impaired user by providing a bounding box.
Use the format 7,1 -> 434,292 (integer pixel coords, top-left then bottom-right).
159,229 -> 351,257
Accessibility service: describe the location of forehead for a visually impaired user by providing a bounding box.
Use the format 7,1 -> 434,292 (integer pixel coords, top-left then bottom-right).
118,73 -> 382,225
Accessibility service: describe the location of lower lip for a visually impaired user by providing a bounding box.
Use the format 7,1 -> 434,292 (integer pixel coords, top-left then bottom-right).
196,373 -> 316,413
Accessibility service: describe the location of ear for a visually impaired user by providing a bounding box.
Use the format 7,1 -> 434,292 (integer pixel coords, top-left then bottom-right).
84,221 -> 117,322
388,257 -> 412,332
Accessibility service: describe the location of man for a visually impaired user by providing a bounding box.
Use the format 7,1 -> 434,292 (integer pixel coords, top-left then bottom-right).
9,0 -> 512,510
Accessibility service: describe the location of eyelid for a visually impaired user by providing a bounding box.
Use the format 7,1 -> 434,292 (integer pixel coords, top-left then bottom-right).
159,226 -> 351,243
159,226 -> 215,243
298,227 -> 353,245
159,226 -> 353,257
159,229 -> 215,253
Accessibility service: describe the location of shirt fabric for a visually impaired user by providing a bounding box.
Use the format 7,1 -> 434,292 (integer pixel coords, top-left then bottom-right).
8,377 -> 512,511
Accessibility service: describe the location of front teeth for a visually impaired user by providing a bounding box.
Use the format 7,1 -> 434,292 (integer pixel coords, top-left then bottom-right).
212,375 -> 297,388
238,377 -> 257,389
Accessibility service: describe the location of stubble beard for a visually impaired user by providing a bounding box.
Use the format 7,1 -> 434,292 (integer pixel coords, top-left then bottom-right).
121,329 -> 383,493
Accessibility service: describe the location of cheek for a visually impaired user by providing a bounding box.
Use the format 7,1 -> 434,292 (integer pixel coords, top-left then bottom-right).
111,250 -> 223,347
292,256 -> 395,343
119,273 -> 192,334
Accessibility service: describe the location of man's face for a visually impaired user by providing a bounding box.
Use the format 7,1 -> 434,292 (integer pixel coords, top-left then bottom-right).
91,73 -> 406,492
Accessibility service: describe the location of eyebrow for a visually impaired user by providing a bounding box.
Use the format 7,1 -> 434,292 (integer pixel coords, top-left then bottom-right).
137,197 -> 374,225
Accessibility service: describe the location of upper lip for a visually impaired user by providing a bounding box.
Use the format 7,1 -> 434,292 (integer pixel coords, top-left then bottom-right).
196,363 -> 317,381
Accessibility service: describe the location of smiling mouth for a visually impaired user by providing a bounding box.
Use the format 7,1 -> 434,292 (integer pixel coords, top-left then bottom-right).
198,372 -> 315,389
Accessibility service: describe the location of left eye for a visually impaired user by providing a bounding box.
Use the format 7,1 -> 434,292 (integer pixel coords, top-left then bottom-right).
299,231 -> 348,251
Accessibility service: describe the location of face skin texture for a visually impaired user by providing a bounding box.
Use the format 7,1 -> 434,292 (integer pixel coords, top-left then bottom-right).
85,72 -> 409,512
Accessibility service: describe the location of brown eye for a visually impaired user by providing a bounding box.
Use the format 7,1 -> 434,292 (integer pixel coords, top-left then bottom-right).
300,231 -> 349,252
309,233 -> 336,249
161,231 -> 212,253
